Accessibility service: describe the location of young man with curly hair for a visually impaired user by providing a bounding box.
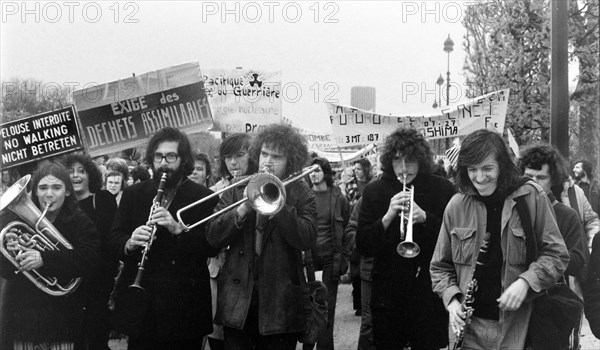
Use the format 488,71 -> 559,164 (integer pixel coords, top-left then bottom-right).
357,127 -> 455,350
207,123 -> 317,349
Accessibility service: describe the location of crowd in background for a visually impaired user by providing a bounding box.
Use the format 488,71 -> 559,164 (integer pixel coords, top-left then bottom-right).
1,125 -> 599,350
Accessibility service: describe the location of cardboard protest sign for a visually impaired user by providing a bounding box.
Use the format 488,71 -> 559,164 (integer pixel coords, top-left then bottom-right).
73,62 -> 213,157
203,68 -> 282,134
1,106 -> 83,169
327,89 -> 509,146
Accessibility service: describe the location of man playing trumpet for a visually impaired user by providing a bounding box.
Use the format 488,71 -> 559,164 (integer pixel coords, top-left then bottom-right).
207,123 -> 317,349
356,127 -> 455,350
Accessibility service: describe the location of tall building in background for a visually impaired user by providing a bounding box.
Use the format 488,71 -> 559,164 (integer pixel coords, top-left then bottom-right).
350,86 -> 376,111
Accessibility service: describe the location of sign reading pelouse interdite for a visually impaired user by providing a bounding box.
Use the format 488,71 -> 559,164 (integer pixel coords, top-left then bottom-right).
73,62 -> 213,157
0,106 -> 83,169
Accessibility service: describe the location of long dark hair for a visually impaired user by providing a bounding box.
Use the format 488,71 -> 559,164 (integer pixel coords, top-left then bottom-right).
247,124 -> 309,177
64,153 -> 103,193
456,129 -> 521,195
144,127 -> 195,176
380,128 -> 434,176
308,157 -> 334,188
217,133 -> 253,179
30,161 -> 79,216
354,158 -> 373,182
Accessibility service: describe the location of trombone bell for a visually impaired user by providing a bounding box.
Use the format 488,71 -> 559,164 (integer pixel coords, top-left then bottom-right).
247,173 -> 286,215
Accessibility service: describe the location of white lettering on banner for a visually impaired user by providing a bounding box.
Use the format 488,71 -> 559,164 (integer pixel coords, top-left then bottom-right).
327,89 -> 509,146
31,110 -> 72,129
2,148 -> 28,164
140,98 -> 209,135
85,116 -> 138,148
30,135 -> 78,156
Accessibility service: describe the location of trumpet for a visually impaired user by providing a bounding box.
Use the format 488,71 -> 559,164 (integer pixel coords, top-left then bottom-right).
396,170 -> 420,258
129,172 -> 167,291
0,175 -> 82,296
177,164 -> 319,231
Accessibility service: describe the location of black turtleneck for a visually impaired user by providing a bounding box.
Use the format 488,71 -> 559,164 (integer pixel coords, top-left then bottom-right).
471,189 -> 504,320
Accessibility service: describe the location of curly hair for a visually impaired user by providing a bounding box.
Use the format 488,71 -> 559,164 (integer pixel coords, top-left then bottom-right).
143,127 -> 195,176
217,133 -> 254,179
64,153 -> 103,193
30,161 -> 79,215
455,129 -> 521,195
379,128 -> 434,176
518,144 -> 569,199
309,156 -> 334,188
247,123 -> 309,177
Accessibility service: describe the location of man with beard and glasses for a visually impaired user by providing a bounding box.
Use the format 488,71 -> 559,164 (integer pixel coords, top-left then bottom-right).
108,127 -> 219,350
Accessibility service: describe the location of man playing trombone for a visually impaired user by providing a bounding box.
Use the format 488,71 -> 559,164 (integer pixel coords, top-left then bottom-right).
108,127 -> 219,350
356,127 -> 455,350
207,123 -> 317,350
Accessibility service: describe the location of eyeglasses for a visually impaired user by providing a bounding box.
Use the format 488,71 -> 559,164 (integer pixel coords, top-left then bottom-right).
153,152 -> 179,163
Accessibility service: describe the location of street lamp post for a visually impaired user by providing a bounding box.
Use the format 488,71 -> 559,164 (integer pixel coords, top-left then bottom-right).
443,34 -> 454,106
436,74 -> 444,108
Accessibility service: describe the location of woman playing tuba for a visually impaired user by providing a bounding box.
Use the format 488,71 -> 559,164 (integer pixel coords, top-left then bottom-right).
0,161 -> 100,350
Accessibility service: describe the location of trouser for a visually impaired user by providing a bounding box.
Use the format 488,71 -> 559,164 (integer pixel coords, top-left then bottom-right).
127,305 -> 204,350
303,255 -> 339,350
208,277 -> 224,347
357,279 -> 375,350
223,301 -> 298,350
80,288 -> 112,350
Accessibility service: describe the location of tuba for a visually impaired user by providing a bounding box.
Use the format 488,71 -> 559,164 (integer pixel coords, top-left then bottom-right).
0,175 -> 82,296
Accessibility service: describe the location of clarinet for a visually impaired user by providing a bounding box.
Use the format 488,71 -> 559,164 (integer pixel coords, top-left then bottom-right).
129,173 -> 168,291
453,232 -> 492,350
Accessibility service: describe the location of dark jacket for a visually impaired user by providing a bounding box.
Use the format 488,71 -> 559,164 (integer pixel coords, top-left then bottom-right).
0,207 -> 100,343
584,234 -> 600,339
108,178 -> 219,340
206,180 -> 317,335
577,179 -> 600,217
551,199 -> 588,278
306,185 -> 350,279
344,197 -> 374,281
79,189 -> 118,291
357,171 -> 455,348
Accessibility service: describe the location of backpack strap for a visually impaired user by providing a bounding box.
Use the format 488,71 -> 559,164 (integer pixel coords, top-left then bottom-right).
567,186 -> 580,218
514,196 -> 538,265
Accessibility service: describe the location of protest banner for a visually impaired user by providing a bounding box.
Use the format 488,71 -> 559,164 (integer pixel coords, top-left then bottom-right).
327,89 -> 509,146
1,106 -> 83,169
203,68 -> 282,134
73,62 -> 213,157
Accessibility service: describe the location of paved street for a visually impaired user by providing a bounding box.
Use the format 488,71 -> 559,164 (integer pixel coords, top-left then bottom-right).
110,283 -> 599,350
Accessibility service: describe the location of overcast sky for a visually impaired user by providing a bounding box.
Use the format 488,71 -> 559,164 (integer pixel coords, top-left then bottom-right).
2,1 -> 471,132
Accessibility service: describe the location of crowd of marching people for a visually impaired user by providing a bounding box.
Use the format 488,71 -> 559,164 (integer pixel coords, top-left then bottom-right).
1,124 -> 600,350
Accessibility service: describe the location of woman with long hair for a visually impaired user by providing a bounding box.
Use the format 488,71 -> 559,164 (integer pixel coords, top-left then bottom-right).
0,161 -> 100,350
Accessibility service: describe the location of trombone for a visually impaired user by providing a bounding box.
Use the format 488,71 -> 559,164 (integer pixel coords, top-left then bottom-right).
177,164 -> 319,231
